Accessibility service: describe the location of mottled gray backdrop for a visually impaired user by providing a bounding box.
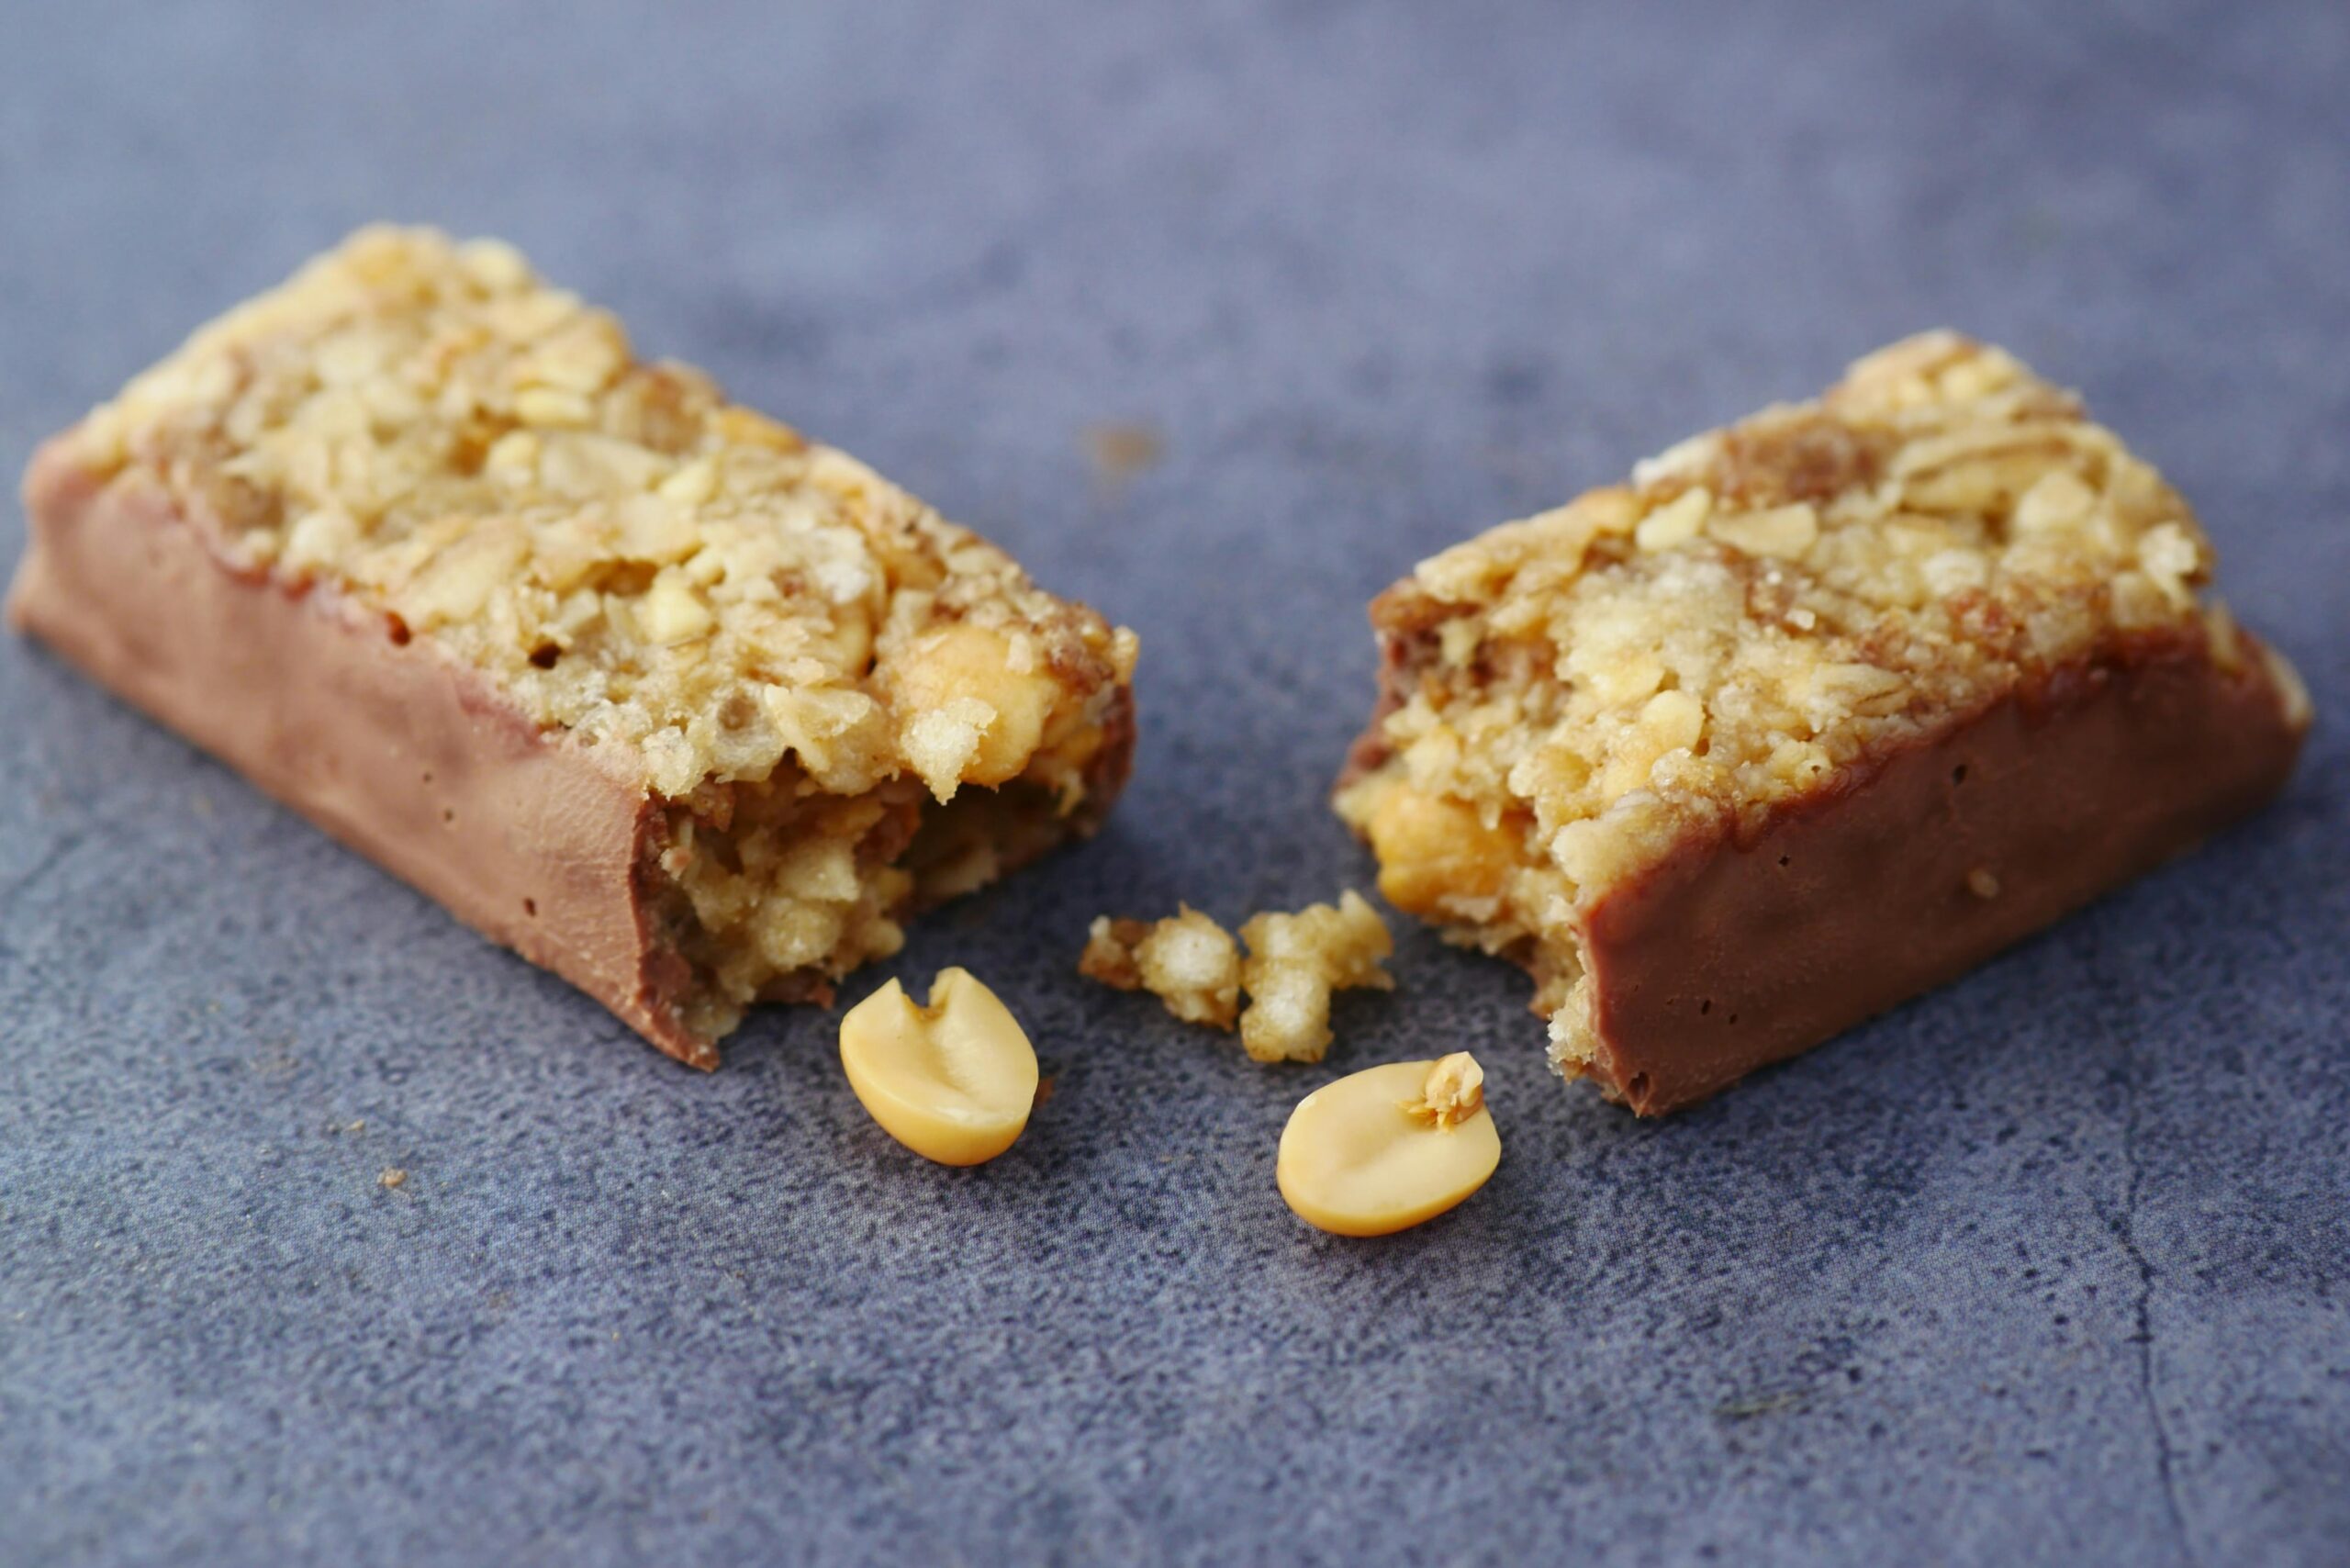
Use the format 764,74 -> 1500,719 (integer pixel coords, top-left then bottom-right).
2,3 -> 2344,1564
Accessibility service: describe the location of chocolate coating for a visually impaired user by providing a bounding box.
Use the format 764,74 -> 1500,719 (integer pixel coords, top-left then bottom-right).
1569,636 -> 2307,1114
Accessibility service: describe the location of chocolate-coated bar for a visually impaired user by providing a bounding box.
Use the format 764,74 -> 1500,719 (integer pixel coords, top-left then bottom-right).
1337,333 -> 2310,1113
10,229 -> 1137,1065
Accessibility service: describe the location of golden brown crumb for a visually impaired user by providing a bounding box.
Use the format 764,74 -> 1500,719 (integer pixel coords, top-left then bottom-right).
1080,891 -> 1394,1062
377,1168 -> 408,1190
1080,906 -> 1242,1027
1403,1052 -> 1486,1130
1237,891 -> 1395,1063
1077,916 -> 1149,991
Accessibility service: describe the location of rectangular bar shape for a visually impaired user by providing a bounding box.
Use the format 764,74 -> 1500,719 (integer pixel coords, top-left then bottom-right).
9,228 -> 1136,1066
1337,332 -> 2310,1114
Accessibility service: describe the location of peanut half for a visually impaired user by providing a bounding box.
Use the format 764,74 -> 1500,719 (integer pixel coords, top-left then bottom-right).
1276,1052 -> 1502,1237
838,969 -> 1039,1166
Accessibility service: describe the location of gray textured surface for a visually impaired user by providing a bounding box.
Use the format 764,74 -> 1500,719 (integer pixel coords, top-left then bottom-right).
3,2 -> 2346,1563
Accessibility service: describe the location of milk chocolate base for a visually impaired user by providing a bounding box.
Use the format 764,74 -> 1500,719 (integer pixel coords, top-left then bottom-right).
1559,636 -> 2306,1114
8,439 -> 1132,1069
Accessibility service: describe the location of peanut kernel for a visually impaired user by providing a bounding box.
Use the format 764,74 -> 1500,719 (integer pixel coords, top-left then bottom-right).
513,386 -> 595,428
891,622 -> 1059,797
1709,502 -> 1818,558
2013,468 -> 2095,534
1277,1055 -> 1502,1237
838,969 -> 1038,1166
1363,786 -> 1516,916
637,570 -> 715,644
1635,487 -> 1712,552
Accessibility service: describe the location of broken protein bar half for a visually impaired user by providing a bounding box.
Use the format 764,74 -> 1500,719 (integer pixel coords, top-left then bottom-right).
9,227 -> 1137,1067
1336,332 -> 2310,1114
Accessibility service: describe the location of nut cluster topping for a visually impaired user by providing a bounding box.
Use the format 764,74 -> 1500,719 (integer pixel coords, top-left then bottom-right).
1335,330 -> 2281,1082
73,225 -> 1137,805
1079,891 -> 1394,1062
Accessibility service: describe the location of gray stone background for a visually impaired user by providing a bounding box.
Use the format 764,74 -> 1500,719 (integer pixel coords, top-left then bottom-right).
2,2 -> 2344,1563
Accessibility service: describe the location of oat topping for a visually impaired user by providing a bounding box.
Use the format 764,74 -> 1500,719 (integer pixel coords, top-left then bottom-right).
1081,891 -> 1395,1063
71,226 -> 1138,803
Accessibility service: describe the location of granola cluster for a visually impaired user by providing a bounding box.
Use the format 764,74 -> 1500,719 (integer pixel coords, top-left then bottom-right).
1080,891 -> 1395,1063
70,226 -> 1137,806
1335,332 -> 2302,1072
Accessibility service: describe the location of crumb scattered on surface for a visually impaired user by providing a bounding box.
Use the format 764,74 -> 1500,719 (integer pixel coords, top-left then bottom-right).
1080,905 -> 1242,1027
1078,917 -> 1147,990
377,1167 -> 408,1190
1083,422 -> 1165,491
1237,891 -> 1395,1062
1080,890 -> 1393,1062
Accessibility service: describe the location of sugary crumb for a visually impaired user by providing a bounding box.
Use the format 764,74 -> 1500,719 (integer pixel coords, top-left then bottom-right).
1080,890 -> 1394,1062
1237,891 -> 1395,1063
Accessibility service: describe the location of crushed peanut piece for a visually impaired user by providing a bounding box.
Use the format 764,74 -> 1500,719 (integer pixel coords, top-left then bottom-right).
838,969 -> 1038,1166
1277,1056 -> 1503,1237
1080,891 -> 1395,1063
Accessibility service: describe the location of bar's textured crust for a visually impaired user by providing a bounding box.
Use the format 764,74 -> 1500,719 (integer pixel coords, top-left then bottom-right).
1336,332 -> 2311,1113
8,227 -> 1137,1065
